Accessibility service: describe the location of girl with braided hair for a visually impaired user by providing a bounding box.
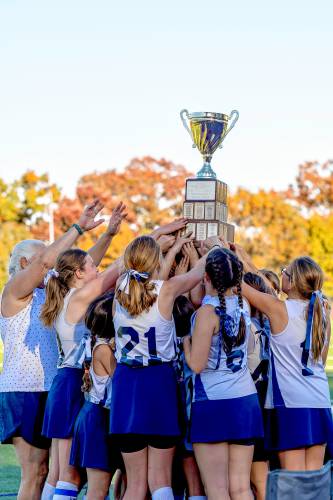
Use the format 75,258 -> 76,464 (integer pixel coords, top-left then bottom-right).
183,248 -> 263,500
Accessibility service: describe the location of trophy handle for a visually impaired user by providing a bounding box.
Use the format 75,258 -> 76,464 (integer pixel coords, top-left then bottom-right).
180,109 -> 196,148
218,109 -> 239,148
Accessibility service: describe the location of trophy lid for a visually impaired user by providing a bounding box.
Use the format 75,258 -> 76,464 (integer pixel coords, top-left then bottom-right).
188,111 -> 229,122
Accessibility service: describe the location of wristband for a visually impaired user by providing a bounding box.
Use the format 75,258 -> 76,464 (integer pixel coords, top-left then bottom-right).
210,244 -> 222,250
72,223 -> 84,235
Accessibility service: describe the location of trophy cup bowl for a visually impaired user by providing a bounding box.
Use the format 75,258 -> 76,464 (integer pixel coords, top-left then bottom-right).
180,109 -> 239,178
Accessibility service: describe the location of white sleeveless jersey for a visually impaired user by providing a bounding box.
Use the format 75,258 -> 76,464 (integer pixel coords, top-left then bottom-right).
247,317 -> 270,384
113,280 -> 177,367
0,288 -> 58,392
191,295 -> 256,402
55,289 -> 91,369
265,299 -> 331,409
87,338 -> 113,407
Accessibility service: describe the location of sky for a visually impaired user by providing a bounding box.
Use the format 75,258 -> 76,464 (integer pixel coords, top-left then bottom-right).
0,0 -> 332,196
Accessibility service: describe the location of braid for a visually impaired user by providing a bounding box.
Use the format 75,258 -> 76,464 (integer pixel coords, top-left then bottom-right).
235,264 -> 246,346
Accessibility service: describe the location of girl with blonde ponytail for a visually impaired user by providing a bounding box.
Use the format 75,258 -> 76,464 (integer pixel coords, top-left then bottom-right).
235,249 -> 333,472
110,234 -> 221,500
41,202 -> 127,500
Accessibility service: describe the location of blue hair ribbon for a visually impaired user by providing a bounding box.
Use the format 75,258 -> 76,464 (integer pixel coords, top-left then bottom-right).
118,269 -> 150,295
302,290 -> 323,376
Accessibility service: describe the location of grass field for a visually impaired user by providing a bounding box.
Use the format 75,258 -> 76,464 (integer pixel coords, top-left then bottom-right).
1,334 -> 333,497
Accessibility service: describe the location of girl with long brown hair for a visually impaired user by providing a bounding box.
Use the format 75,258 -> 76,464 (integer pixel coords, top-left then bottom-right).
236,249 -> 333,471
40,202 -> 127,500
110,234 -> 222,500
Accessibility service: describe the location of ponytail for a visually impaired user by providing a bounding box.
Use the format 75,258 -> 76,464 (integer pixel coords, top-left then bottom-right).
40,248 -> 87,327
116,236 -> 161,316
309,292 -> 326,362
40,276 -> 69,327
117,275 -> 157,316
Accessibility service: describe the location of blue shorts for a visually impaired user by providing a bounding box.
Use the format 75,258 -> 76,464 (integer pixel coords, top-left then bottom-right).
0,391 -> 51,449
42,367 -> 84,439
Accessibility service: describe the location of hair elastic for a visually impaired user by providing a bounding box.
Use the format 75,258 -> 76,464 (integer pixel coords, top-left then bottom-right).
118,269 -> 150,295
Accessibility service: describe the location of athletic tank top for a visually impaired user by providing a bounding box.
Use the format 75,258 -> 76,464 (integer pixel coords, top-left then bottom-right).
113,280 -> 177,367
265,299 -> 331,409
191,294 -> 256,402
0,288 -> 58,392
87,339 -> 113,407
247,316 -> 270,384
55,289 -> 91,369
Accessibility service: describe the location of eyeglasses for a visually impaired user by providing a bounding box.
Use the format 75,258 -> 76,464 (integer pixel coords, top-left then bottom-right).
281,267 -> 291,279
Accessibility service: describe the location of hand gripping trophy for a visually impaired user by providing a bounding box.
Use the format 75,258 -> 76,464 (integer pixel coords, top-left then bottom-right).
180,109 -> 239,242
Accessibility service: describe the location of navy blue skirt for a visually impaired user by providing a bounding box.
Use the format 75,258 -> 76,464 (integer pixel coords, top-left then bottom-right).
265,407 -> 333,451
70,401 -> 122,472
0,391 -> 51,449
190,393 -> 264,444
42,367 -> 84,439
110,363 -> 180,436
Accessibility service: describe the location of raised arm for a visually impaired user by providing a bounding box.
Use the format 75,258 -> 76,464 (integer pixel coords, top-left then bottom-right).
150,218 -> 188,240
183,305 -> 217,373
159,233 -> 194,280
241,282 -> 287,333
67,258 -> 123,323
4,200 -> 105,303
88,202 -> 127,266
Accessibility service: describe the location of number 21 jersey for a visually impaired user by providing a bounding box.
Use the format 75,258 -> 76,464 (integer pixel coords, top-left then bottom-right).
113,280 -> 177,367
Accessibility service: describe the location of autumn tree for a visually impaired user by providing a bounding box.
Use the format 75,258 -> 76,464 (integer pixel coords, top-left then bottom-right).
229,188 -> 309,270
286,160 -> 333,211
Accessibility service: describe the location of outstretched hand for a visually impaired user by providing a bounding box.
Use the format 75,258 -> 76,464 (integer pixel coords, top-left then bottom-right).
78,200 -> 105,231
106,202 -> 128,236
152,218 -> 189,238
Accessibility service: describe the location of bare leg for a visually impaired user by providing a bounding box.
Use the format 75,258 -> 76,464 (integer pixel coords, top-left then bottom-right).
122,448 -> 148,500
113,469 -> 126,500
182,454 -> 205,497
58,438 -> 81,485
305,444 -> 326,470
86,468 -> 112,500
278,449 -> 306,471
45,439 -> 59,486
193,442 -> 229,500
228,444 -> 254,500
147,446 -> 175,495
13,437 -> 49,500
250,461 -> 268,500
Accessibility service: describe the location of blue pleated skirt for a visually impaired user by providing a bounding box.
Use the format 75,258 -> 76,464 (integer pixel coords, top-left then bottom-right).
190,393 -> 264,444
110,363 -> 180,436
265,407 -> 333,451
70,401 -> 122,472
42,367 -> 84,439
0,391 -> 51,449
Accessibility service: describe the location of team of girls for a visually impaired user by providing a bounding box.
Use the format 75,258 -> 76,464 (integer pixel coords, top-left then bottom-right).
2,197 -> 332,500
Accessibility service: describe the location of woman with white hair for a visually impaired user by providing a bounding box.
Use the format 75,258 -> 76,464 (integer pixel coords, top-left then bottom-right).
0,199 -> 126,500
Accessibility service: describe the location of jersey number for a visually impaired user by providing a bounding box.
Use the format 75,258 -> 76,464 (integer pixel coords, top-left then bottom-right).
226,349 -> 244,373
119,327 -> 162,366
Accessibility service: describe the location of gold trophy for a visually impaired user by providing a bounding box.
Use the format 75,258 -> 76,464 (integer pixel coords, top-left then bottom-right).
180,109 -> 239,242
